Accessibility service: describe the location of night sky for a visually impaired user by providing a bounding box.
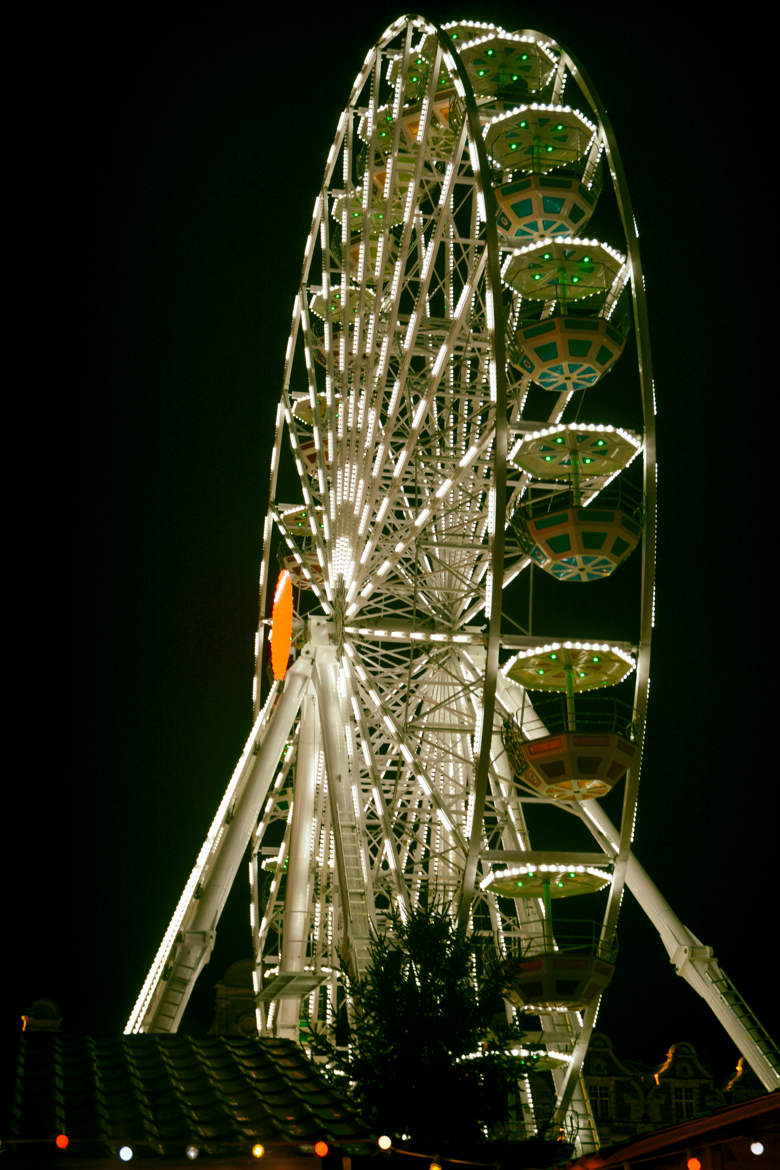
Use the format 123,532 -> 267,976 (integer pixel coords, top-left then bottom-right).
12,3 -> 771,1090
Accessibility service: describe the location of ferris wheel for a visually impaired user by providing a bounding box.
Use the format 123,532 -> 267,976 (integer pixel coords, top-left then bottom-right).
125,14 -> 779,1152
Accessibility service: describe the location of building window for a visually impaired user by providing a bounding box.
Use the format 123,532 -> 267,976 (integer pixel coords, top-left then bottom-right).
590,1084 -> 611,1121
673,1086 -> 696,1120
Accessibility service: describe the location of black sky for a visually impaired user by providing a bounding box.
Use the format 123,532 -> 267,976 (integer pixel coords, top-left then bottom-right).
11,2 -> 771,1085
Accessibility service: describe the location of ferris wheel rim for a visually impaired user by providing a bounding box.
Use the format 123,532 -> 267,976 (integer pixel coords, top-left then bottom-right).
255,12 -> 656,919
248,14 -> 656,1142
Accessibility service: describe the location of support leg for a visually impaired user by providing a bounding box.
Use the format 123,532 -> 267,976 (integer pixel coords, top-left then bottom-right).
125,650 -> 313,1033
581,802 -> 780,1090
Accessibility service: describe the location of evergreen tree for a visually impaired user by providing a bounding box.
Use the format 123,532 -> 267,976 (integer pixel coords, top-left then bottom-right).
312,904 -> 526,1151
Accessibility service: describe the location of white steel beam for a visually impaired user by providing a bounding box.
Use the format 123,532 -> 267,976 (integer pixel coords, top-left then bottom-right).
582,802 -> 780,1090
126,650 -> 314,1033
312,640 -> 374,978
275,685 -> 322,1039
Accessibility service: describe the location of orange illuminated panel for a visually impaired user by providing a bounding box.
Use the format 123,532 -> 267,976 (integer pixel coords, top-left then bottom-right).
528,736 -> 564,755
270,570 -> 293,680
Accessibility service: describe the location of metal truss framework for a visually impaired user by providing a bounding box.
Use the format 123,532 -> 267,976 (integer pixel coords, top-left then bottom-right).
126,14 -> 779,1155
